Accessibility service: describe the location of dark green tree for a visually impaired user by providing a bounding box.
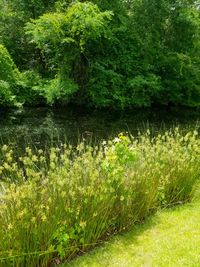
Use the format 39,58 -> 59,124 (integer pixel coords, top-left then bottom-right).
0,0 -> 199,108
26,1 -> 113,104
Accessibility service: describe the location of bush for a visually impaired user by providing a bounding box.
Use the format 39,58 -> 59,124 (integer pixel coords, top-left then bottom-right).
0,130 -> 200,266
15,70 -> 46,106
41,75 -> 78,105
0,44 -> 20,84
0,80 -> 15,106
0,44 -> 30,107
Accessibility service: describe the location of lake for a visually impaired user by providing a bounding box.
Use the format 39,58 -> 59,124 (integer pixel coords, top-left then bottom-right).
0,106 -> 199,149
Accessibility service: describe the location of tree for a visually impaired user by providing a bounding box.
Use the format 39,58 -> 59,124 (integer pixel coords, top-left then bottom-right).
0,0 -> 56,69
0,0 -> 199,108
26,1 -> 113,103
0,44 -> 21,105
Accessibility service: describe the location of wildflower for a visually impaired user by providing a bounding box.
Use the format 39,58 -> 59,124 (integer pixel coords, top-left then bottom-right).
32,155 -> 38,162
50,153 -> 56,161
3,162 -> 10,170
119,133 -> 126,140
120,195 -> 125,201
113,137 -> 120,143
193,130 -> 198,136
61,191 -> 66,198
31,217 -> 36,224
41,214 -> 47,222
79,221 -> 86,229
39,156 -> 45,162
17,209 -> 27,219
93,212 -> 98,218
0,166 -> 3,174
41,188 -> 47,195
6,152 -> 13,162
38,149 -> 43,154
2,145 -> 8,151
48,197 -> 52,204
50,162 -> 56,170
8,223 -> 13,230
26,147 -> 32,155
102,140 -> 107,146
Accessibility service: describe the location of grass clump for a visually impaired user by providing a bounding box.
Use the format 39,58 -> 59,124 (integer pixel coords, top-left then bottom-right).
64,188 -> 200,267
0,129 -> 200,266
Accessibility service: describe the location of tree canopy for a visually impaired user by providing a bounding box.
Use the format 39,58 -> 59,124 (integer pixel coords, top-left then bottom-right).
0,0 -> 199,108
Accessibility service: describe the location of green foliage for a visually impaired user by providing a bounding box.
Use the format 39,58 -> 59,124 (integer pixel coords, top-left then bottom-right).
0,130 -> 200,266
0,44 -> 20,83
126,74 -> 163,107
130,0 -> 200,107
41,74 -> 78,105
25,2 -> 113,61
25,1 -> 113,102
0,45 -> 45,106
0,45 -> 48,107
0,44 -> 21,106
0,0 -> 200,108
0,80 -> 15,106
88,63 -> 125,108
0,0 -> 55,68
65,194 -> 200,267
17,70 -> 46,106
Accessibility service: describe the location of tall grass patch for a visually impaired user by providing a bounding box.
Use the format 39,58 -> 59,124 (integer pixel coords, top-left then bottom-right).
0,129 -> 200,266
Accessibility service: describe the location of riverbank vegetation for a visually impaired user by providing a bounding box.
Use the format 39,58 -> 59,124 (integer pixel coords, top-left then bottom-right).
0,130 -> 200,266
64,187 -> 200,267
0,0 -> 200,108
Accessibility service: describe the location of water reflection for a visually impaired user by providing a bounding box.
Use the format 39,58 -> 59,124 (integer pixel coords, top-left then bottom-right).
0,106 -> 199,149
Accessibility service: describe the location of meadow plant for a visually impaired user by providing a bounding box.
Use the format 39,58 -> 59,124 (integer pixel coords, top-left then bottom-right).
0,129 -> 200,266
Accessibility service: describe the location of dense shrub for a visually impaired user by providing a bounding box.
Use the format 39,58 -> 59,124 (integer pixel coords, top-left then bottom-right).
0,45 -> 21,106
0,80 -> 15,106
0,130 -> 200,266
17,71 -> 46,106
0,44 -> 20,84
0,47 -> 45,107
41,74 -> 78,105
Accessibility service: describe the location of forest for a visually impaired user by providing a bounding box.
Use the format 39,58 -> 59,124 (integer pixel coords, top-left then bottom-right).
0,0 -> 199,109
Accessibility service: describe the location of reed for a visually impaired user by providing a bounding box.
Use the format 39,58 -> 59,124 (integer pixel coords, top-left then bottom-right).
0,129 -> 200,266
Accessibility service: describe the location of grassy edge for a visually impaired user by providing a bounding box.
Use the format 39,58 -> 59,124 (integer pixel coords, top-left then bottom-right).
62,185 -> 200,267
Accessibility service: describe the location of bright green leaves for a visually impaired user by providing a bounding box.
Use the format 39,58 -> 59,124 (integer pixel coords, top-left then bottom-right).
26,13 -> 66,49
0,44 -> 20,83
25,1 -> 113,103
0,44 -> 21,106
63,1 -> 113,51
41,74 -> 78,105
26,2 -> 113,53
0,0 -> 200,108
0,80 -> 15,106
127,74 -> 163,107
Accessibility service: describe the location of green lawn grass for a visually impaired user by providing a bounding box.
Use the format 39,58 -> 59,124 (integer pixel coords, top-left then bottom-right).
63,190 -> 200,267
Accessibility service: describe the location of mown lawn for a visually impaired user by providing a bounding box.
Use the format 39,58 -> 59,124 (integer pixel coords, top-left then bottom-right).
63,189 -> 200,267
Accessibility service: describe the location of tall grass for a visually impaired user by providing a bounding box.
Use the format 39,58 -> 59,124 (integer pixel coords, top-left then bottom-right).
0,129 -> 200,266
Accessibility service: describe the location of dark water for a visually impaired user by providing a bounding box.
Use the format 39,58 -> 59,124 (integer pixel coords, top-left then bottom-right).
0,106 -> 200,149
